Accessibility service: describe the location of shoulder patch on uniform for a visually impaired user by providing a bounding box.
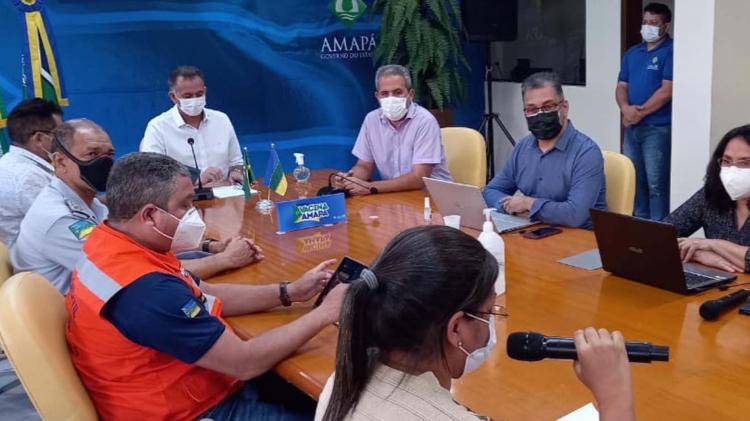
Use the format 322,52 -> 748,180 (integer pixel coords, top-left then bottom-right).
68,220 -> 95,240
181,298 -> 202,318
64,199 -> 96,221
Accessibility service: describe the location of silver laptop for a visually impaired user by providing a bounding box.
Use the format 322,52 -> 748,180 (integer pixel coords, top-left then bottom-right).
423,178 -> 538,232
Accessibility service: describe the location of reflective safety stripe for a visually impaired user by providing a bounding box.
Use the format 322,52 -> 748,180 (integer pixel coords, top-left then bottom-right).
74,256 -> 122,303
203,293 -> 218,315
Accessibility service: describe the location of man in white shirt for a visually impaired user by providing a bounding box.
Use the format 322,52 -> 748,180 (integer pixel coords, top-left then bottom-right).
140,66 -> 244,185
0,99 -> 63,245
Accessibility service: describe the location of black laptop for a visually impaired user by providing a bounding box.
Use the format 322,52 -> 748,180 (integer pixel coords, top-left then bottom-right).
590,209 -> 737,294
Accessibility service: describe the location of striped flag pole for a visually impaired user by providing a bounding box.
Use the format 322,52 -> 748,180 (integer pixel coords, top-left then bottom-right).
15,0 -> 69,107
0,94 -> 9,154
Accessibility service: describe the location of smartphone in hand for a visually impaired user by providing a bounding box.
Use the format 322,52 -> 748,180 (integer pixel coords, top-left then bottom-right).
314,256 -> 369,307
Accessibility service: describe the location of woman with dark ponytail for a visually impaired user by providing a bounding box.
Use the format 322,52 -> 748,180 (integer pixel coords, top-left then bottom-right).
315,225 -> 635,421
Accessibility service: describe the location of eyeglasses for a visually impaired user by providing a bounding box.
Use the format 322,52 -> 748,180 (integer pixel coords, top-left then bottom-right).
523,101 -> 564,117
466,304 -> 508,320
717,158 -> 750,169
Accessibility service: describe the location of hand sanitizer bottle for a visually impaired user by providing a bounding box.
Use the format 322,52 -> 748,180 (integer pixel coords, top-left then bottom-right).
477,208 -> 506,295
292,153 -> 310,183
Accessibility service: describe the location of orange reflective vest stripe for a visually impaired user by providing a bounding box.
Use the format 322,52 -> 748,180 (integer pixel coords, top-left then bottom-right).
66,223 -> 241,420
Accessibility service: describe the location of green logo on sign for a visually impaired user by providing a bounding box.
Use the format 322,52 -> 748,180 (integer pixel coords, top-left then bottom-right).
330,0 -> 367,28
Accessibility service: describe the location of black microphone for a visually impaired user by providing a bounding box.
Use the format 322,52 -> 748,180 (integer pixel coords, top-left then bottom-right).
506,331 -> 669,363
187,138 -> 214,201
699,289 -> 750,321
317,172 -> 378,197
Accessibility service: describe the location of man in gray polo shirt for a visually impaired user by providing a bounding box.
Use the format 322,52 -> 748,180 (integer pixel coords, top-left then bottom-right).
335,65 -> 452,195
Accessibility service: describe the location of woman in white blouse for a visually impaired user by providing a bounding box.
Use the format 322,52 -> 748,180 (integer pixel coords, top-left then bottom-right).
316,225 -> 635,421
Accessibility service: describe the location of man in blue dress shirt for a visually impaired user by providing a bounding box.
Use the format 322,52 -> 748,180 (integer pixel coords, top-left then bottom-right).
483,72 -> 607,229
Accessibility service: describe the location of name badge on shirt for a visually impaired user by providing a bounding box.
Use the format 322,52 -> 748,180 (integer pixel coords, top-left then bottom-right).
68,220 -> 95,240
647,56 -> 660,71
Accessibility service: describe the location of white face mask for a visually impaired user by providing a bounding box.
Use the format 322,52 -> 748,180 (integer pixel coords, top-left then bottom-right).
178,96 -> 206,117
720,166 -> 750,201
379,96 -> 408,121
458,314 -> 497,375
40,146 -> 53,162
641,24 -> 661,43
153,207 -> 206,252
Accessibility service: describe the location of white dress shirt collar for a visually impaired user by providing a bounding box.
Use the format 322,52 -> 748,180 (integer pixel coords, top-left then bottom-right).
169,105 -> 210,129
9,145 -> 54,173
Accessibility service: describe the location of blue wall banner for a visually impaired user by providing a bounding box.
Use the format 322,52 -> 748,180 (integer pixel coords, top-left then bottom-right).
0,1 -> 485,173
276,193 -> 347,233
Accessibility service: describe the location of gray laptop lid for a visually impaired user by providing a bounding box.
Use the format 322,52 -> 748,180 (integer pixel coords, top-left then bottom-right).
423,178 -> 486,229
423,177 -> 535,231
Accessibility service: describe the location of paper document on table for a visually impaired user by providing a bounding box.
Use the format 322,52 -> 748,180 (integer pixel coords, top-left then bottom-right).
212,185 -> 258,199
557,403 -> 599,421
558,248 -> 602,271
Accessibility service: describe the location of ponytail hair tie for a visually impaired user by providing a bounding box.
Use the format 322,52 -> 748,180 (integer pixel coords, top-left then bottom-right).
360,268 -> 379,291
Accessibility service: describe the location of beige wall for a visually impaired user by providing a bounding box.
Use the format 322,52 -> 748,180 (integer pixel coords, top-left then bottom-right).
670,0 -> 750,210
709,0 -> 750,149
670,0 -> 714,210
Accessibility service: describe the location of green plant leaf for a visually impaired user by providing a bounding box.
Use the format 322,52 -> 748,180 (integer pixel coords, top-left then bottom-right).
372,0 -> 468,108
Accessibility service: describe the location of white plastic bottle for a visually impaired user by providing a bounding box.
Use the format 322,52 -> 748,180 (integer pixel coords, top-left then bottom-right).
477,208 -> 506,295
423,197 -> 432,224
292,153 -> 310,183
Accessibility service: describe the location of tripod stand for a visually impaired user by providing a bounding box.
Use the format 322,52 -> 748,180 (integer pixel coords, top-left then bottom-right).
478,44 -> 515,181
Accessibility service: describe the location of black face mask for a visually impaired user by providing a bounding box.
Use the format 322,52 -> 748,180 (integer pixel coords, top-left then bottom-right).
53,136 -> 113,192
526,110 -> 563,140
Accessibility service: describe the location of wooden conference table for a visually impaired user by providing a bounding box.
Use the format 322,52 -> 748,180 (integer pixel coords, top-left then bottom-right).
201,171 -> 750,420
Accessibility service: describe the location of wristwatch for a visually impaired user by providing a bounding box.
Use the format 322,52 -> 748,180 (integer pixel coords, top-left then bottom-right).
279,282 -> 292,307
201,239 -> 214,253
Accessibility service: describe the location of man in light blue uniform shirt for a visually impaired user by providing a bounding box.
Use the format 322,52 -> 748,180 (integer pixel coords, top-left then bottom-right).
483,72 -> 607,229
11,119 -> 112,293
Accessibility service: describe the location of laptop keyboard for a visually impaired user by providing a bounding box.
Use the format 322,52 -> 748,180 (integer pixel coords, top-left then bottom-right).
684,270 -> 721,289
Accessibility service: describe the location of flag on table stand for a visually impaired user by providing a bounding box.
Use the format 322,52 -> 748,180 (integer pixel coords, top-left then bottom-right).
262,144 -> 288,196
0,94 -> 9,154
241,147 -> 255,199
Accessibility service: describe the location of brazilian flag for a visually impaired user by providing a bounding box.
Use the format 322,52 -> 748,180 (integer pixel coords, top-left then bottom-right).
243,147 -> 256,183
16,0 -> 69,107
0,94 -> 9,154
262,145 -> 287,196
241,147 -> 255,199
